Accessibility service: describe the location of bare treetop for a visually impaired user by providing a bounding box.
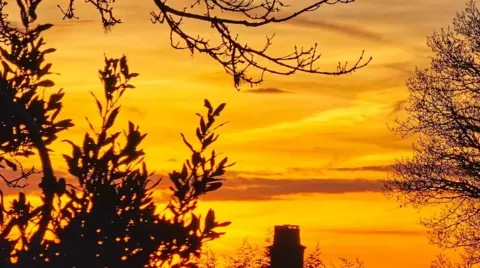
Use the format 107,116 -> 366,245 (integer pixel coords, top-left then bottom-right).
59,0 -> 371,87
385,1 -> 480,265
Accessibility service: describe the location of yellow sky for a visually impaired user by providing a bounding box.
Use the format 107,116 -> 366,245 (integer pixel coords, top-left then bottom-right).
2,0 -> 474,267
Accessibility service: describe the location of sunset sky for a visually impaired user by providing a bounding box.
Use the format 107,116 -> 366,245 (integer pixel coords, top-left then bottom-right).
2,0 -> 473,267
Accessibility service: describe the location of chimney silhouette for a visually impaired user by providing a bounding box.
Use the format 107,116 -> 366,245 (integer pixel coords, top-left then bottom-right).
269,225 -> 305,268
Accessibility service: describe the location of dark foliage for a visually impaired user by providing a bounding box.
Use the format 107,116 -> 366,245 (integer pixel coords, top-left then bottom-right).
199,238 -> 364,268
385,0 -> 480,265
59,0 -> 371,87
0,0 -> 69,261
0,0 -> 232,267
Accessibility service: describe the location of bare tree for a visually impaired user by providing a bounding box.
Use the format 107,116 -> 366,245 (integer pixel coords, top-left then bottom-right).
59,0 -> 371,87
384,0 -> 480,264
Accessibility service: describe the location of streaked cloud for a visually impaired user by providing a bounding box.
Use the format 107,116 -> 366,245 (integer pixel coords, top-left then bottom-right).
328,165 -> 394,173
226,170 -> 284,177
243,88 -> 291,94
200,177 -> 384,201
124,105 -> 146,119
53,19 -> 97,29
323,228 -> 425,237
390,99 -> 408,115
290,18 -> 388,44
382,62 -> 416,75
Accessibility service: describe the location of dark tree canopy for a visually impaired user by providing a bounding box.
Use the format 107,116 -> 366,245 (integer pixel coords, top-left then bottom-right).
385,0 -> 480,264
0,0 -> 233,267
59,0 -> 371,87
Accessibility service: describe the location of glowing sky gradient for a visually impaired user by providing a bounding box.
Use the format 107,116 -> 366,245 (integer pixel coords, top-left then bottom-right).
3,0 -> 473,267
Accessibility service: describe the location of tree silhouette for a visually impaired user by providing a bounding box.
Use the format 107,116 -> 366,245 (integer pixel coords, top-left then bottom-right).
58,0 -> 371,87
0,0 -> 232,267
384,0 -> 480,264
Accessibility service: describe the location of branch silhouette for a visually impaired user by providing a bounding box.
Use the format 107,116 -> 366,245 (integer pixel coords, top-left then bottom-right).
59,0 -> 371,87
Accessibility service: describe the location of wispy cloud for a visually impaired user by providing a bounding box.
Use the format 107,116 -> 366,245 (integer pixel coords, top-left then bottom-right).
382,62 -> 415,75
390,99 -> 408,116
323,228 -> 425,237
53,19 -> 98,29
226,170 -> 284,177
244,88 -> 291,94
124,106 -> 146,119
290,18 -> 388,44
287,167 -> 325,176
328,165 -> 394,173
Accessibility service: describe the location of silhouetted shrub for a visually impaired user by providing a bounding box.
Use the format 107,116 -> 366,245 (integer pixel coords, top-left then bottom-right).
200,237 -> 365,268
0,1 -> 232,267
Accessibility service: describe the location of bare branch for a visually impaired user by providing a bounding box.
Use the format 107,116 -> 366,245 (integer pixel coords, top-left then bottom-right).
0,159 -> 39,189
59,0 -> 371,87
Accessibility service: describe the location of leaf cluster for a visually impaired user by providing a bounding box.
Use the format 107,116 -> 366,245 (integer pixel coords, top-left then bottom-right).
0,0 -> 72,158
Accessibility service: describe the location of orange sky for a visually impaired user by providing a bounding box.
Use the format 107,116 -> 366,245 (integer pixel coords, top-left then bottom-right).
1,0 -> 473,267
